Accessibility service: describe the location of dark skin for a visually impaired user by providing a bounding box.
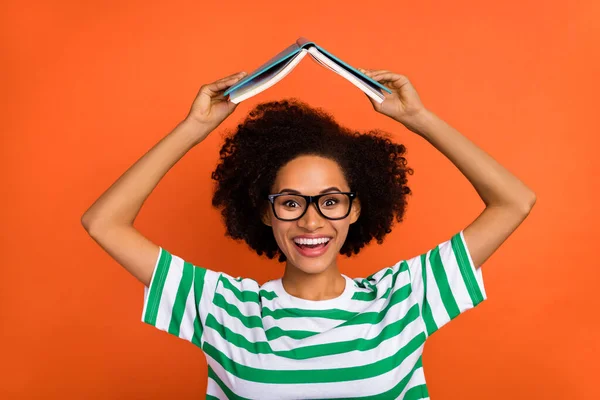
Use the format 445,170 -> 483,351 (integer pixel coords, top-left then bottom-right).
261,155 -> 361,301
186,67 -> 535,299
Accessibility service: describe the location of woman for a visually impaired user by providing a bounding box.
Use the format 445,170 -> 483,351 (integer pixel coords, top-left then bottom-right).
82,68 -> 536,399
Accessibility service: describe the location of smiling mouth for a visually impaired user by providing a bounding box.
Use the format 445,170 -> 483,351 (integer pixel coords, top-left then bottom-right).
292,238 -> 332,257
295,242 -> 326,249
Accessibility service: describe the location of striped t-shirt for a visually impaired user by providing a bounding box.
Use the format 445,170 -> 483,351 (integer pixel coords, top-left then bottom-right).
141,230 -> 487,399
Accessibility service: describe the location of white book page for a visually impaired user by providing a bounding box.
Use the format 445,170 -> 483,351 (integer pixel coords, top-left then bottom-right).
307,47 -> 385,103
229,49 -> 309,104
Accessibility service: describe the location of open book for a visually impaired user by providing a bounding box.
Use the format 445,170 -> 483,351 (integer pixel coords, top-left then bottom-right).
223,37 -> 393,104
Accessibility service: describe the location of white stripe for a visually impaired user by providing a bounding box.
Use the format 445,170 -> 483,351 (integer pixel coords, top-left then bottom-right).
206,377 -> 227,399
218,273 -> 262,293
204,339 -> 425,399
262,264 -> 410,312
217,285 -> 262,318
398,366 -> 427,399
214,270 -> 409,339
141,246 -> 163,322
460,230 -> 487,299
439,238 -> 477,312
205,315 -> 424,370
178,284 -> 197,341
153,255 -> 184,331
422,248 -> 451,329
198,268 -> 222,347
205,270 -> 415,352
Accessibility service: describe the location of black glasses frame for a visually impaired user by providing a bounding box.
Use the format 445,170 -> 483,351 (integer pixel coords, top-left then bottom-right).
267,192 -> 357,221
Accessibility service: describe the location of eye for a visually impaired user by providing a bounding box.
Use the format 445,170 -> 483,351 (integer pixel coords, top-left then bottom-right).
322,197 -> 339,207
283,200 -> 300,208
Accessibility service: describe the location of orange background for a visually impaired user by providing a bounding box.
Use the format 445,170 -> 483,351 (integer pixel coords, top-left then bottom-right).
2,0 -> 598,399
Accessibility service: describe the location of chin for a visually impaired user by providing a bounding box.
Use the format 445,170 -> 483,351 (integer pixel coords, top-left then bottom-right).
297,263 -> 330,274
288,253 -> 334,274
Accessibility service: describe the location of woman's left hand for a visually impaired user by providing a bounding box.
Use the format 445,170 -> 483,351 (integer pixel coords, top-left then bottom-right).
357,68 -> 427,124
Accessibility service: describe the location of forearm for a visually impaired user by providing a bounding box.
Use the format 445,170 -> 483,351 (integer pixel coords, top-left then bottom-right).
81,118 -> 209,231
400,109 -> 536,210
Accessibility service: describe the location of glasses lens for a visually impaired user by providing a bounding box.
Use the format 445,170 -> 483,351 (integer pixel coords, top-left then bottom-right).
273,194 -> 350,220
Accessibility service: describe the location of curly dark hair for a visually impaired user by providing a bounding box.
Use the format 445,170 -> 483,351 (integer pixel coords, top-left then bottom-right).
211,98 -> 413,262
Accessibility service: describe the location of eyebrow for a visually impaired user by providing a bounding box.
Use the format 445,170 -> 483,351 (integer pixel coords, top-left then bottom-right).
278,186 -> 342,194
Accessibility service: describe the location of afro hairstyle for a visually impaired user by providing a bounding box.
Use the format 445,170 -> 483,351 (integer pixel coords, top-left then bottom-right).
211,98 -> 413,262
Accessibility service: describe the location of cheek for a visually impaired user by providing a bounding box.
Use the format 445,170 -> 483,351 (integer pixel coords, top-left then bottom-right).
333,223 -> 350,244
270,222 -> 290,246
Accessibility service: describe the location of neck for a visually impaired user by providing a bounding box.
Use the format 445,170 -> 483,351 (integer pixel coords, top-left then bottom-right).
281,261 -> 346,301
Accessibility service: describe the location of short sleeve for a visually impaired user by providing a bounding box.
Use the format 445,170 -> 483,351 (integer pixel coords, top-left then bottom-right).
141,247 -> 221,348
407,230 -> 487,338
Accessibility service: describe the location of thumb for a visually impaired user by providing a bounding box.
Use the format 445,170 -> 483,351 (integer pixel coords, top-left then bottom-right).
365,93 -> 378,110
226,97 -> 239,114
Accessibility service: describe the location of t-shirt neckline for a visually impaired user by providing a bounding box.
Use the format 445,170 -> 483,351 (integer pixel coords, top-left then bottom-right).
274,274 -> 354,309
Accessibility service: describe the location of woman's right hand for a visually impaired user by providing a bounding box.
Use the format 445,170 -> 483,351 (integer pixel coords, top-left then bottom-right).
185,71 -> 247,140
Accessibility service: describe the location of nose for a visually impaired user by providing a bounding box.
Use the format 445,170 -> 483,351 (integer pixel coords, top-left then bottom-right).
297,203 -> 325,230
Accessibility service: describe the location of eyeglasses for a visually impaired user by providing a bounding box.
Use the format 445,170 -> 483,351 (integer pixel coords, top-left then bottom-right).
267,192 -> 357,221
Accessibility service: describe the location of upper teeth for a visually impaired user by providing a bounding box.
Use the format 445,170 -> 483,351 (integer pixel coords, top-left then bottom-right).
294,237 -> 330,245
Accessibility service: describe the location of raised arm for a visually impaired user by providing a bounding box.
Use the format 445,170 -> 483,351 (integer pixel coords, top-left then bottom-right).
358,68 -> 536,269
81,71 -> 247,286
401,108 -> 536,268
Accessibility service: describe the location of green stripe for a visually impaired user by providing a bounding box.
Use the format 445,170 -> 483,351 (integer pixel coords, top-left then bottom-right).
219,276 -> 259,302
205,303 -> 421,359
206,354 -> 427,399
142,248 -> 171,326
212,292 -> 372,331
167,260 -> 194,336
264,326 -> 318,341
218,275 -> 278,303
208,281 -> 411,344
404,383 -> 429,400
451,232 -> 485,305
333,355 -> 425,400
359,268 -> 393,292
352,290 -> 377,301
337,278 -> 411,328
213,292 -> 345,341
366,267 -> 393,282
203,332 -> 426,384
262,306 -> 358,321
211,278 -> 411,345
351,286 -> 391,301
430,245 -> 461,320
214,290 -> 352,331
208,261 -> 411,341
260,289 -> 278,301
360,279 -> 378,292
420,253 -> 438,336
212,293 -> 264,329
191,266 -> 207,348
207,366 -> 250,400
191,314 -> 202,348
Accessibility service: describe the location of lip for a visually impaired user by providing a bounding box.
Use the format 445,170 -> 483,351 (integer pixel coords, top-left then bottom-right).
292,237 -> 333,258
293,235 -> 333,239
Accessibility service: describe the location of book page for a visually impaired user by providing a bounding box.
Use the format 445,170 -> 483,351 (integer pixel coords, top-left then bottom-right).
229,49 -> 309,104
307,47 -> 385,103
225,42 -> 302,96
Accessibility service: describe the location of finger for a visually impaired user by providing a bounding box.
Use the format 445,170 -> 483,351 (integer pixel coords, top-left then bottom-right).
201,75 -> 245,97
366,70 -> 392,77
215,71 -> 247,83
364,92 -> 378,110
367,72 -> 395,80
358,68 -> 396,81
367,72 -> 407,82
